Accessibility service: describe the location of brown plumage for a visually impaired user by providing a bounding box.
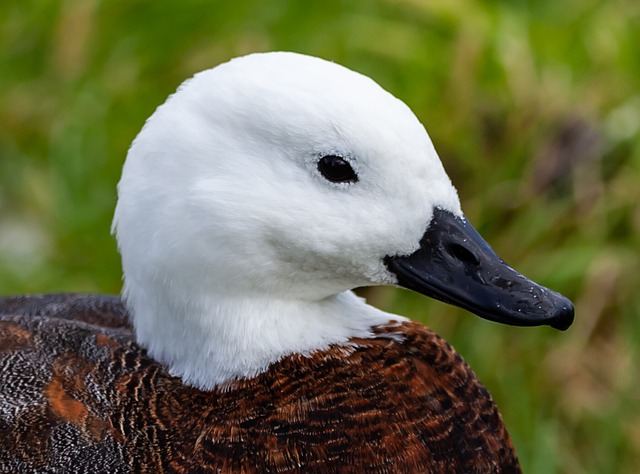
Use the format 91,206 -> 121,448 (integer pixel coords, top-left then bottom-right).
0,293 -> 520,473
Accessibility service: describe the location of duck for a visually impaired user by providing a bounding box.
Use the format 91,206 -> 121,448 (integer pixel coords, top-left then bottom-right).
0,52 -> 574,473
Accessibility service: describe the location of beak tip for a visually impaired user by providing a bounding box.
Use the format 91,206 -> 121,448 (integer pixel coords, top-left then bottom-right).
548,298 -> 575,331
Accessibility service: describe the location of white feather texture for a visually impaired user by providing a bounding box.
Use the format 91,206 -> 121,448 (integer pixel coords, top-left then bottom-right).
112,52 -> 462,389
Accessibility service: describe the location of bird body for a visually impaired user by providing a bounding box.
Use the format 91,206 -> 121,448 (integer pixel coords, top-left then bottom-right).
0,294 -> 518,473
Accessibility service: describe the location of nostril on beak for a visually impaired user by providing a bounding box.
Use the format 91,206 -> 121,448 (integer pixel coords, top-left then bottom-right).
446,243 -> 480,266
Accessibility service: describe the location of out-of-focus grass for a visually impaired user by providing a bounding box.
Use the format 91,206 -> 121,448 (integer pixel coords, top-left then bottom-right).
1,1 -> 639,472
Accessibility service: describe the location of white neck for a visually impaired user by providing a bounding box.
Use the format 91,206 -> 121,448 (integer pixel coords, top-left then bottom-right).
127,289 -> 402,390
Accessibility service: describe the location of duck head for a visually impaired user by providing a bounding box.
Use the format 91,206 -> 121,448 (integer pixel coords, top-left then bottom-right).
113,52 -> 573,389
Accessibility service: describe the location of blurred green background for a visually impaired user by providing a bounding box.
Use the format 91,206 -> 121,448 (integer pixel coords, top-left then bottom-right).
1,1 -> 639,472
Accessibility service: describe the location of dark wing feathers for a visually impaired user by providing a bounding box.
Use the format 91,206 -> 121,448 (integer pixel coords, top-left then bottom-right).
0,293 -> 130,328
0,294 -> 521,473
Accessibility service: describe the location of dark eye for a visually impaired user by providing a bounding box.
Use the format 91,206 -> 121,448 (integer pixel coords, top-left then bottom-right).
317,155 -> 358,183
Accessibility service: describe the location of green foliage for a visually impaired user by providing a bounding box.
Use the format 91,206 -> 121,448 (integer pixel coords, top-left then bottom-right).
1,1 -> 639,472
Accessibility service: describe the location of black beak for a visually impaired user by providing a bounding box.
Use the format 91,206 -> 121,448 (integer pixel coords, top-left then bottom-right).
384,208 -> 574,330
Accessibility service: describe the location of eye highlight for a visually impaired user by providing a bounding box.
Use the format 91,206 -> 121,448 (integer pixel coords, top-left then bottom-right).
317,155 -> 358,184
